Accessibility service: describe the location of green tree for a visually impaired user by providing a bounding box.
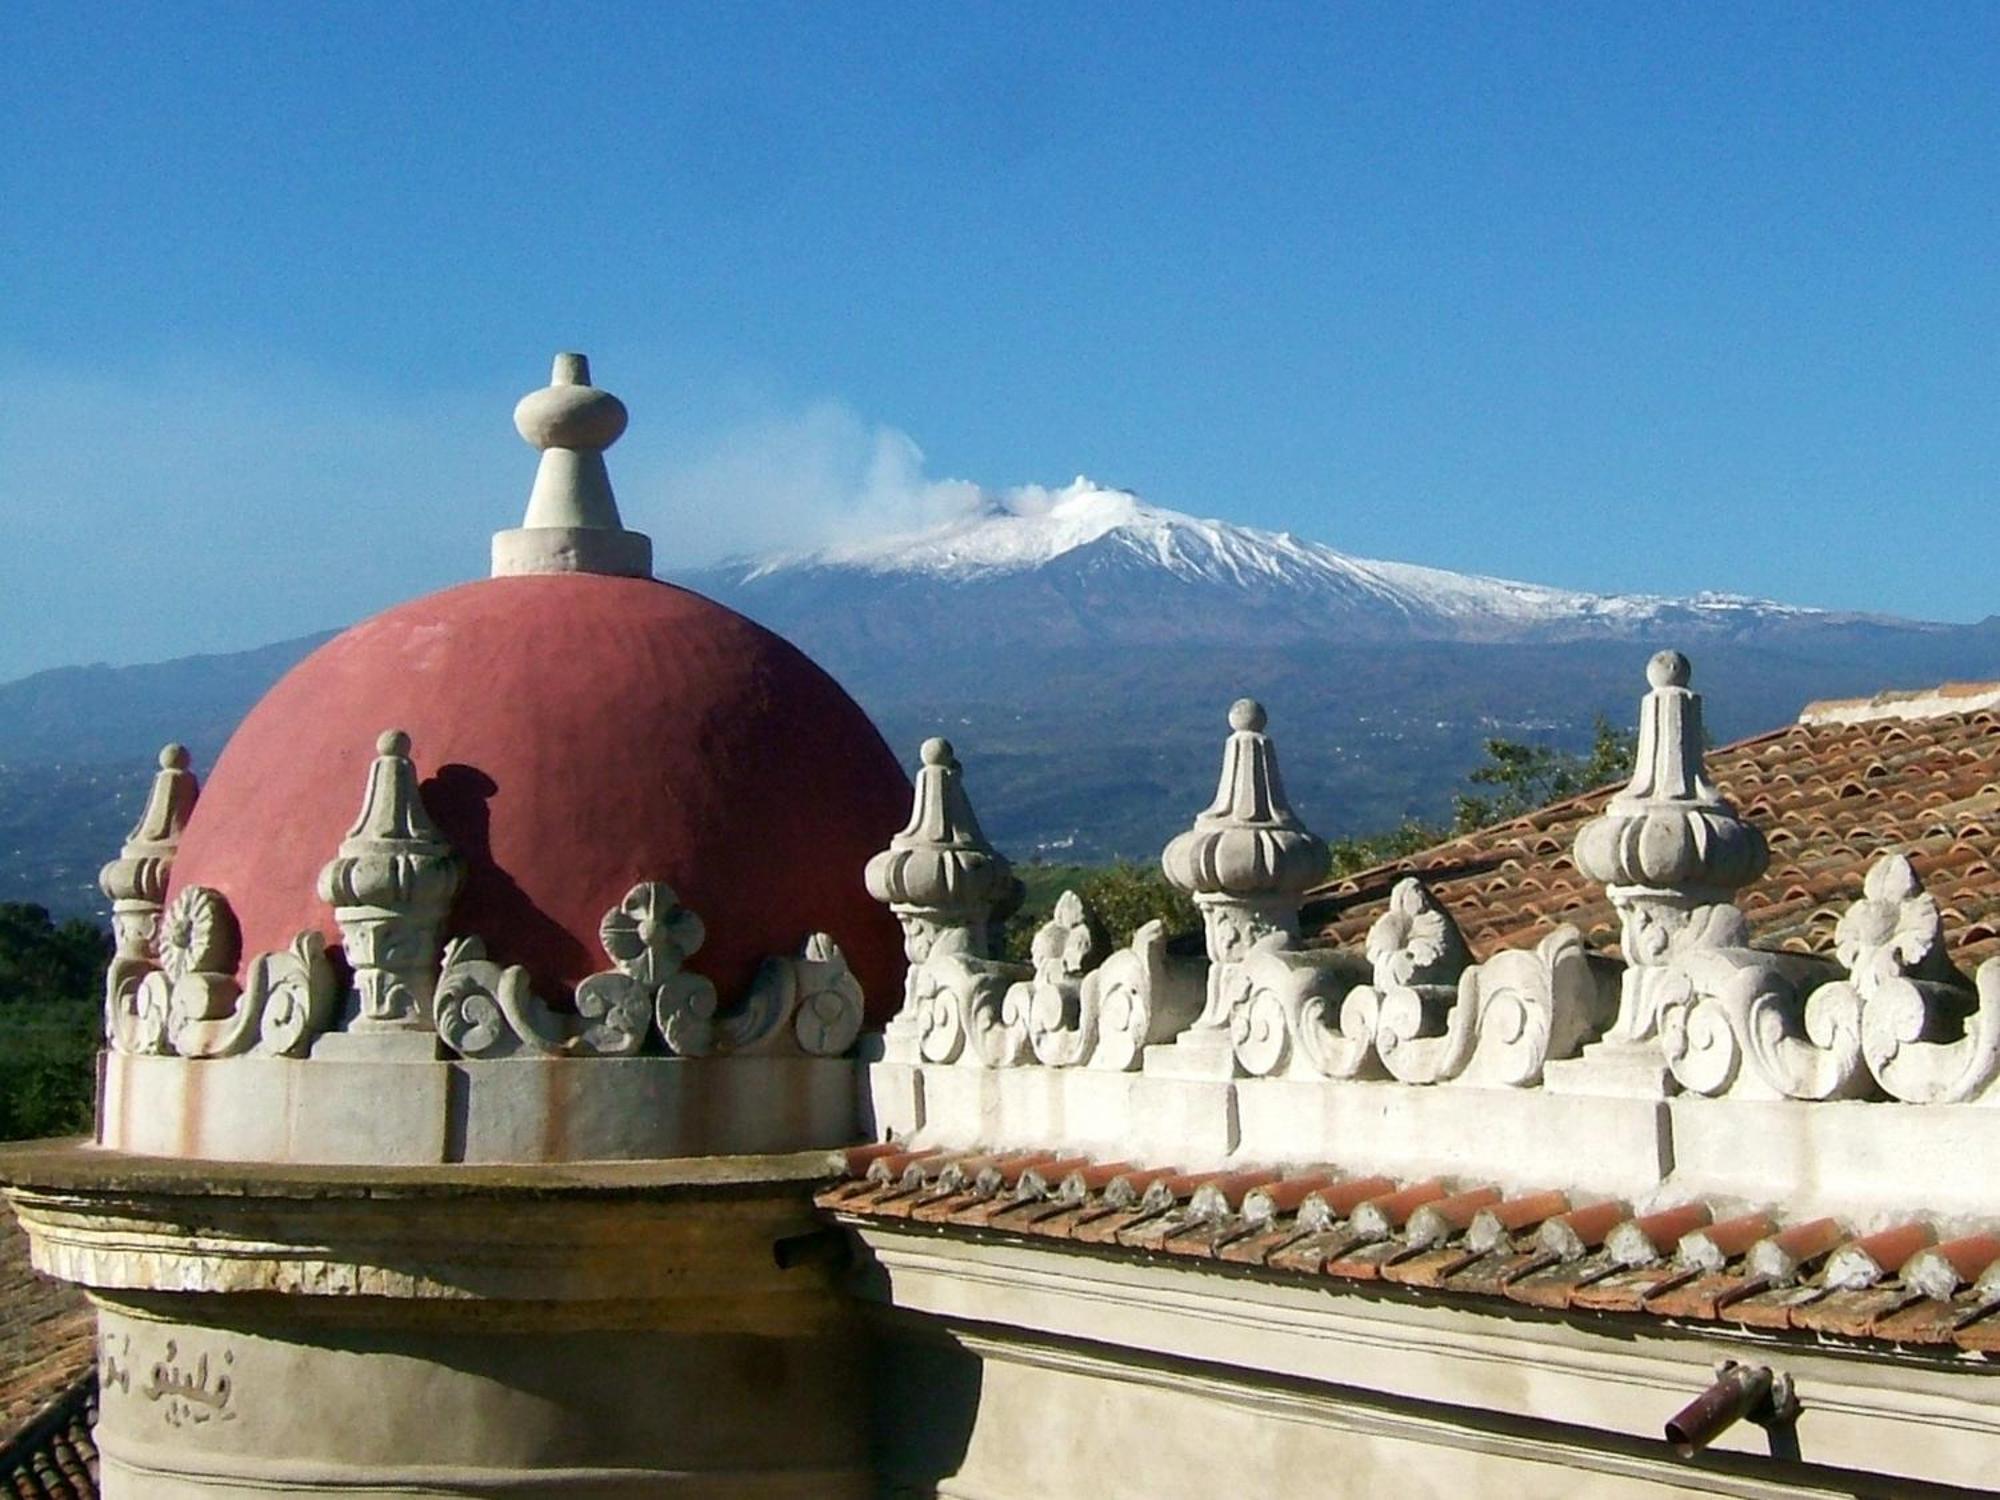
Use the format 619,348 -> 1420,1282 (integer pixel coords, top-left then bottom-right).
1329,716 -> 1636,875
0,902 -> 109,1006
1004,860 -> 1198,961
1449,714 -> 1636,832
0,903 -> 108,1141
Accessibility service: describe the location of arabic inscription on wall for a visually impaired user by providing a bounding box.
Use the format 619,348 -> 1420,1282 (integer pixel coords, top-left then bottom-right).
102,1332 -> 240,1429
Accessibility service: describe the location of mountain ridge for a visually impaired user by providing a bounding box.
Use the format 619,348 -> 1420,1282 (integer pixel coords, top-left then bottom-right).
4,485 -> 1995,920
712,478 -> 1909,641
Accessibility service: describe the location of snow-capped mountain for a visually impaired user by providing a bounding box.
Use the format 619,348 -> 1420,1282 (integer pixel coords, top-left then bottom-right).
689,478 -> 1880,653
7,479 -> 1993,909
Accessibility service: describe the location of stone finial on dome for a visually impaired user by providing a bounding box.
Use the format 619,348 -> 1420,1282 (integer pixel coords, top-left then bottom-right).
316,730 -> 464,1032
491,352 -> 654,580
1163,699 -> 1329,953
1574,652 -> 1768,914
99,744 -> 201,1024
867,737 -> 1022,965
100,744 -> 199,916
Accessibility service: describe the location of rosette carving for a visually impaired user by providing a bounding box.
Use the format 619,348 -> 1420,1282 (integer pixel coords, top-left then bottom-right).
1083,921 -> 1206,1072
316,730 -> 463,1031
100,745 -> 199,1051
1840,853 -> 1949,985
157,886 -> 244,1057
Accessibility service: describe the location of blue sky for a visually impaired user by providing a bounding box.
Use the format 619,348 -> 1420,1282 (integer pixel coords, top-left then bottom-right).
2,3 -> 1995,680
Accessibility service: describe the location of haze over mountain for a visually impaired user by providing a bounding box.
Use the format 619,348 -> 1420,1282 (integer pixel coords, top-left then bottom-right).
6,482 -> 1997,920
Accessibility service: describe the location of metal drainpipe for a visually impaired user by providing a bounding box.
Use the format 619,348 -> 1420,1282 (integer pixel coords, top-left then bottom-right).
1666,1360 -> 1801,1459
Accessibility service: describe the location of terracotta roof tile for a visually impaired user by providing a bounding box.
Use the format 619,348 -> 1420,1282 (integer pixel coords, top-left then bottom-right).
1311,700 -> 2000,967
1,1211 -> 94,1466
1822,1222 -> 1935,1289
0,1373 -> 96,1500
818,1145 -> 2000,1356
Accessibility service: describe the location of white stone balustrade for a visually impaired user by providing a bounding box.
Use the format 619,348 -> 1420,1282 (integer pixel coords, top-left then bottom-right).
866,659 -> 2000,1222
90,649 -> 2000,1196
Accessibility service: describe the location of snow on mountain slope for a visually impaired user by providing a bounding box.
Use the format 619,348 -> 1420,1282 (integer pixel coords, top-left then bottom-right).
724,477 -> 1839,639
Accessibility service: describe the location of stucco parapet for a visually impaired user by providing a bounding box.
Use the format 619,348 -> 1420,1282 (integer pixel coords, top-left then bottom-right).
870,1057 -> 2000,1222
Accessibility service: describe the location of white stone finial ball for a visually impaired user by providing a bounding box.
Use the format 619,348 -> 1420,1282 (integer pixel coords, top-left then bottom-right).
1229,698 -> 1268,733
514,352 -> 628,454
378,729 -> 412,757
1647,650 -> 1691,690
921,737 -> 954,768
159,743 -> 190,771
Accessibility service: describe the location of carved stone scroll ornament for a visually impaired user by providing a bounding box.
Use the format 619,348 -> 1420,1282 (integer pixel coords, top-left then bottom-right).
316,730 -> 464,1032
1225,879 -> 1469,1082
1347,879 -> 1473,1083
169,927 -> 338,1060
100,745 -> 198,1052
239,934 -> 340,1056
728,934 -> 867,1057
1327,893 -> 1602,1088
1081,920 -> 1207,1072
1217,937 -> 1373,1079
1649,905 -> 1867,1101
1573,653 -> 1769,1045
123,883 -> 338,1060
906,929 -> 1031,1067
866,737 -> 1026,1061
434,883 -> 715,1058
789,934 -> 867,1057
1449,927 -> 1605,1087
1834,853 -> 2000,1105
434,937 -> 571,1058
1012,890 -> 1107,1067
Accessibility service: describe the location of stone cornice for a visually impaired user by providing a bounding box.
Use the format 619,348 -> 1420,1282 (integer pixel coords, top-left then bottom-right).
1,1142 -> 842,1321
0,1140 -> 843,1200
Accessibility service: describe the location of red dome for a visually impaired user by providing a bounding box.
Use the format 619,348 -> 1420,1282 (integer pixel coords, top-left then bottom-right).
169,574 -> 911,1023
